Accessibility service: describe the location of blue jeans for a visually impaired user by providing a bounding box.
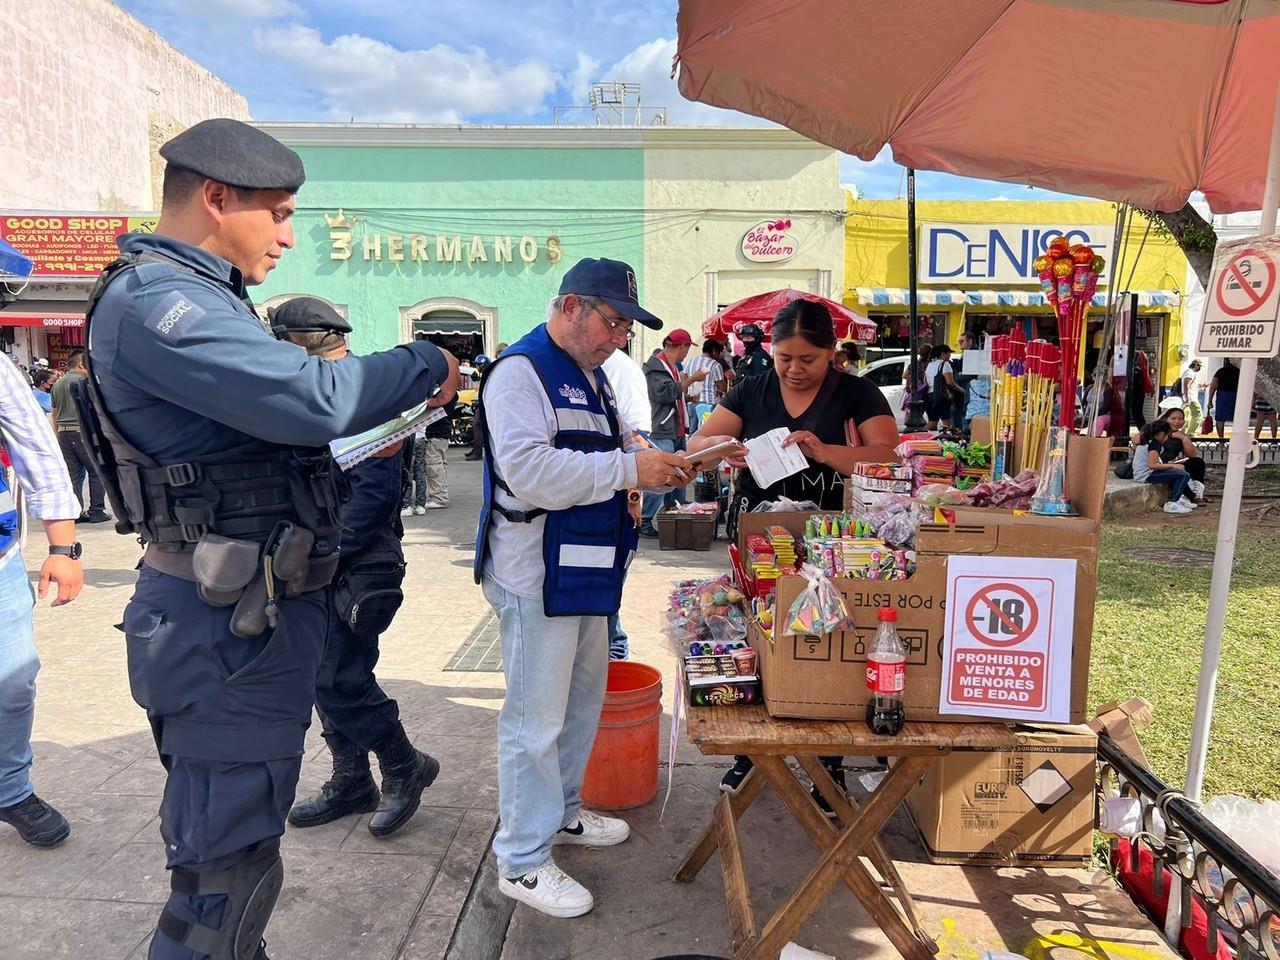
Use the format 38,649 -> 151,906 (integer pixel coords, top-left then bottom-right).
1147,469 -> 1190,502
482,577 -> 609,878
0,552 -> 38,808
607,612 -> 629,660
641,436 -> 688,526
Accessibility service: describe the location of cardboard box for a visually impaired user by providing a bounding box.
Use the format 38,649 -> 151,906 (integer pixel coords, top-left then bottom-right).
906,725 -> 1098,866
760,433 -> 1109,724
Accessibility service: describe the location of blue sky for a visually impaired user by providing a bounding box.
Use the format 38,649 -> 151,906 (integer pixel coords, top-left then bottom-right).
118,0 -> 1071,201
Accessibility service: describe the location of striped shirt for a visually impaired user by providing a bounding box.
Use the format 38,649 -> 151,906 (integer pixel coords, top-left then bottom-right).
0,359 -> 81,546
684,354 -> 725,406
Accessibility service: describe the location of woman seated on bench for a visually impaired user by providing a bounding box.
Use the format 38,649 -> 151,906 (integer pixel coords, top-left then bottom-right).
1132,415 -> 1203,515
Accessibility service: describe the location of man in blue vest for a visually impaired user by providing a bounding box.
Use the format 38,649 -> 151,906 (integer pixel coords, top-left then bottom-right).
474,258 -> 695,918
0,357 -> 84,849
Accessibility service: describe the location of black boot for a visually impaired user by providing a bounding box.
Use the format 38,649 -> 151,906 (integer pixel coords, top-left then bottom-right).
369,728 -> 440,838
0,792 -> 70,848
288,739 -> 380,828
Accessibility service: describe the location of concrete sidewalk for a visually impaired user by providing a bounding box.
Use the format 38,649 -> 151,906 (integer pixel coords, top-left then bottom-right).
2,452 -> 1176,960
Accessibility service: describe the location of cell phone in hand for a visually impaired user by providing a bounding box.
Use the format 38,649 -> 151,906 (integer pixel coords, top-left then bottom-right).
683,440 -> 745,467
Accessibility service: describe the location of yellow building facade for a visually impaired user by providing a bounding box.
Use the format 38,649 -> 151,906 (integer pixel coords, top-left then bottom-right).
843,197 -> 1190,387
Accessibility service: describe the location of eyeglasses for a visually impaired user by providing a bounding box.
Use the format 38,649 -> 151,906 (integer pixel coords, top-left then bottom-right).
587,303 -> 635,341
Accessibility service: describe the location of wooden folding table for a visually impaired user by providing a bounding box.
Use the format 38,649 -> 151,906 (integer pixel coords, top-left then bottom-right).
674,704 -> 1019,960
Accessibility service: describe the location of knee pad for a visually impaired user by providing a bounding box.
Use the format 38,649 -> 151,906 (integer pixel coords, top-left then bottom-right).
158,845 -> 284,960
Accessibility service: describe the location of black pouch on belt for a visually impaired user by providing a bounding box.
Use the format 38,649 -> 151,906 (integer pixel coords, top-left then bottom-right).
230,573 -> 270,639
191,534 -> 261,607
270,524 -> 315,598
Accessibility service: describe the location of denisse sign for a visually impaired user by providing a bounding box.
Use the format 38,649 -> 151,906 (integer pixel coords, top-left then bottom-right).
923,222 -> 1112,285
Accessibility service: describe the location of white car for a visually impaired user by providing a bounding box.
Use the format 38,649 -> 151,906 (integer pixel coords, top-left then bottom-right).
857,355 -> 909,429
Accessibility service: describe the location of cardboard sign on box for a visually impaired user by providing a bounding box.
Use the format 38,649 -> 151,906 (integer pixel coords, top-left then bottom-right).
906,724 -> 1098,866
761,433 -> 1109,724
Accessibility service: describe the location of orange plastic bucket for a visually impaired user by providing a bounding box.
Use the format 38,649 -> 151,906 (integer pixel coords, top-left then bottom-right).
581,661 -> 664,810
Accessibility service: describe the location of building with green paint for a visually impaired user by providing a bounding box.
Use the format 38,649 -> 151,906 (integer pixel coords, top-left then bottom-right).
254,124 -> 844,359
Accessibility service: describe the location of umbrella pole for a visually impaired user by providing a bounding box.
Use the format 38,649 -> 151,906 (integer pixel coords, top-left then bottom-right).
1184,84 -> 1280,802
905,168 -> 927,431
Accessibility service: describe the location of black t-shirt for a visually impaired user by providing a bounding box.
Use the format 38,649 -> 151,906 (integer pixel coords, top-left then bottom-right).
1213,364 -> 1240,392
721,370 -> 894,509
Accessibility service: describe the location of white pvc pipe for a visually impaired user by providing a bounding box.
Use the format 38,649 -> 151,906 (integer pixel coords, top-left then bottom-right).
1184,83 -> 1280,803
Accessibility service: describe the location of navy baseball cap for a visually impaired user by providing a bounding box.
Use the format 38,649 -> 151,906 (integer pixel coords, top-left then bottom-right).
558,257 -> 662,330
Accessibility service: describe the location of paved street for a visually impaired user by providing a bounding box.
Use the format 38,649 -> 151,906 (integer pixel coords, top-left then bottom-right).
3,453 -> 1175,960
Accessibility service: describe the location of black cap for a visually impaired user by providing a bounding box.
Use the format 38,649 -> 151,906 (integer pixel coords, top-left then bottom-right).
160,119 -> 306,193
268,297 -> 351,339
557,257 -> 662,330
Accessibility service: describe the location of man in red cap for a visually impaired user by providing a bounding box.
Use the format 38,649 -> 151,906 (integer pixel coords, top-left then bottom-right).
640,328 -> 706,536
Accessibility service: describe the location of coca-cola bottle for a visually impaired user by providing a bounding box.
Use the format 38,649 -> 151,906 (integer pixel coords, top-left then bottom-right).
865,607 -> 906,736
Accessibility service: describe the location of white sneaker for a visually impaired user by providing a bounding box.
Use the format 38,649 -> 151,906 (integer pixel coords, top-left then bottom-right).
498,861 -> 594,918
399,507 -> 414,518
413,505 -> 427,516
1189,480 -> 1206,499
554,809 -> 630,847
1164,501 -> 1193,514
1177,496 -> 1199,509
426,500 -> 449,510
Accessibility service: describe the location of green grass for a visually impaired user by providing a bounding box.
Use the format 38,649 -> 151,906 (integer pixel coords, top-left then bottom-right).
1089,522 -> 1280,800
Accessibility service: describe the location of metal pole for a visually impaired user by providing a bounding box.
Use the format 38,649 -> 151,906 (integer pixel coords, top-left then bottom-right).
1185,84 -> 1280,802
905,167 -> 926,431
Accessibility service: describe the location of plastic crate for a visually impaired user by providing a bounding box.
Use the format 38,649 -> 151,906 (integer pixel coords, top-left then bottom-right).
654,509 -> 717,551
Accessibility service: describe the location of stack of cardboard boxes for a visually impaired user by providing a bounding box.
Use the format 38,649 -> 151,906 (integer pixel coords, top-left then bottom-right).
742,430 -> 1110,865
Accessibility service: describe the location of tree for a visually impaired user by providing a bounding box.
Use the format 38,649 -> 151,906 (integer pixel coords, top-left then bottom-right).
1145,202 -> 1280,409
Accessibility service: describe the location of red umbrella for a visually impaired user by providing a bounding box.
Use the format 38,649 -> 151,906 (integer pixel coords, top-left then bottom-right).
702,289 -> 877,343
675,0 -> 1280,213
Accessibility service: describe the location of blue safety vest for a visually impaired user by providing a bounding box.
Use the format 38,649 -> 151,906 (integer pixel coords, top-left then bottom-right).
473,324 -> 637,617
0,466 -> 18,558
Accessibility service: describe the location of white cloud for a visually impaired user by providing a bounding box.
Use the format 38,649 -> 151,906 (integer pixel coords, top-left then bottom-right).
252,24 -> 559,123
563,51 -> 600,105
602,38 -> 772,127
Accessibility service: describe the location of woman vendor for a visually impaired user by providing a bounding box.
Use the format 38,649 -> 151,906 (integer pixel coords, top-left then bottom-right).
687,299 -> 901,811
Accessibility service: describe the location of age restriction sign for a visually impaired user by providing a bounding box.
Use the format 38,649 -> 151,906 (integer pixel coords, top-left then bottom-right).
1198,235 -> 1280,358
939,556 -> 1077,722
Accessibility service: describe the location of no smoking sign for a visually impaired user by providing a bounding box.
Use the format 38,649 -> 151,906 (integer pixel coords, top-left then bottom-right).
939,557 -> 1078,722
1198,235 -> 1280,358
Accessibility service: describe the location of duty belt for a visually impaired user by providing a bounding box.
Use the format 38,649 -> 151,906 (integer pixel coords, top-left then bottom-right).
143,544 -> 338,594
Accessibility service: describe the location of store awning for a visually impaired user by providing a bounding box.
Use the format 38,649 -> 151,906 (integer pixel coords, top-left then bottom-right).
0,312 -> 84,328
0,237 -> 34,282
413,317 -> 483,337
850,288 -> 1180,309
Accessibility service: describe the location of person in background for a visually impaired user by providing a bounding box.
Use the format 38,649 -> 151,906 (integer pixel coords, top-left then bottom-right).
1130,349 -> 1154,430
951,332 -> 977,431
601,342 -> 652,662
902,342 -> 933,422
1207,359 -> 1239,439
272,298 -> 440,838
1132,419 -> 1197,514
924,345 -> 963,430
401,428 -> 429,516
464,353 -> 493,462
0,356 -> 84,848
1253,393 -> 1278,441
685,339 -> 726,427
838,342 -> 862,373
689,299 -> 899,816
1152,405 -> 1207,500
1180,359 -> 1203,426
640,328 -> 703,537
733,323 -> 772,381
966,373 -> 992,425
494,342 -> 508,357
30,369 -> 55,416
48,348 -> 110,524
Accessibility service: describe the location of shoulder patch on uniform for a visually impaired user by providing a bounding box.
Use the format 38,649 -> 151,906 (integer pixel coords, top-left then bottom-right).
145,291 -> 206,341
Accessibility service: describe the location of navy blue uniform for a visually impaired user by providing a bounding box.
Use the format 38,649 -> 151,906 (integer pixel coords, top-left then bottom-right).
91,233 -> 449,960
316,451 -> 404,752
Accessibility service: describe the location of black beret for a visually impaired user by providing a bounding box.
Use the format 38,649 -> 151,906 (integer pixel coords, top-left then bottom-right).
268,297 -> 352,338
160,119 -> 305,193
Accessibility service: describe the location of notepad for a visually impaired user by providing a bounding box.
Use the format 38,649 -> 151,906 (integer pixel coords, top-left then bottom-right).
329,402 -> 447,470
743,427 -> 809,490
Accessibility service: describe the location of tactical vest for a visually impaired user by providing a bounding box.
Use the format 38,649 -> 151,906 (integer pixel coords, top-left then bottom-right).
75,252 -> 348,556
472,324 -> 636,617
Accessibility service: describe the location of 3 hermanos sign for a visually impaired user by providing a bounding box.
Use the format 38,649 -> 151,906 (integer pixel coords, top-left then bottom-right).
922,222 -> 1112,284
740,218 -> 797,264
324,210 -> 562,268
1197,234 -> 1280,358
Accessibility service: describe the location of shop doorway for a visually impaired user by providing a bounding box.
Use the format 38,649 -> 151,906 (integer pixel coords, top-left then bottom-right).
400,297 -> 497,382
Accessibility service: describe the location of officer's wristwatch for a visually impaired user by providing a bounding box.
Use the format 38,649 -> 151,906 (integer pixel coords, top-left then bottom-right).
49,542 -> 83,560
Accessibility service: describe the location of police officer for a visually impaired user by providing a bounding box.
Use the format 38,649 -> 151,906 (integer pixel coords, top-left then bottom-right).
270,298 -> 439,838
81,119 -> 457,960
734,323 -> 773,380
